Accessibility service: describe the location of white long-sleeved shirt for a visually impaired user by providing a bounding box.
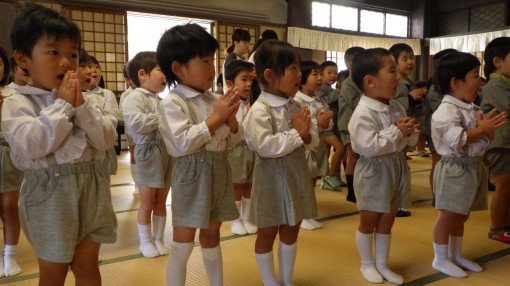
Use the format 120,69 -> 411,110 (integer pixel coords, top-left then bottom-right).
242,91 -> 319,158
294,90 -> 333,132
348,95 -> 418,157
89,86 -> 121,125
122,88 -> 161,145
431,95 -> 488,157
158,84 -> 241,157
1,85 -> 117,170
118,87 -> 134,120
0,86 -> 16,140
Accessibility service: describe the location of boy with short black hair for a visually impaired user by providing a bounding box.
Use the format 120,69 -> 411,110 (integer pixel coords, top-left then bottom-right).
224,60 -> 258,235
4,4 -> 117,285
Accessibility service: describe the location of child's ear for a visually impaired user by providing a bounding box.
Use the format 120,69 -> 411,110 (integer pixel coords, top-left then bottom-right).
263,68 -> 273,84
171,61 -> 184,79
137,69 -> 147,81
493,56 -> 503,69
13,50 -> 30,71
364,75 -> 376,89
225,80 -> 234,90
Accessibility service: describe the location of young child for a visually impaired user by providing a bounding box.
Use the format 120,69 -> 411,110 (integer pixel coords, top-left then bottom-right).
224,60 -> 258,235
480,37 -> 510,243
338,46 -> 365,203
3,4 -> 117,285
348,48 -> 418,285
87,55 -> 120,180
243,39 -> 319,286
156,24 -> 241,286
317,61 -> 346,191
431,51 -> 506,278
390,43 -> 428,218
295,60 -> 333,231
8,56 -> 30,89
118,64 -> 139,195
0,46 -> 24,278
122,51 -> 172,258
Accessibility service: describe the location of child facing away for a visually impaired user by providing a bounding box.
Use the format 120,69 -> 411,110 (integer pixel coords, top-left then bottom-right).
480,37 -> 510,244
0,46 -> 24,278
122,51 -> 173,258
3,4 -> 117,285
316,61 -> 346,191
338,46 -> 365,203
156,24 -> 241,286
242,40 -> 319,286
294,60 -> 333,231
88,55 -> 121,178
430,51 -> 506,278
118,64 -> 139,195
348,48 -> 419,285
224,60 -> 258,236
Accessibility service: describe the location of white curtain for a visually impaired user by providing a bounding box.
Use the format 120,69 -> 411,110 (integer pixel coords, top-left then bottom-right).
287,27 -> 422,55
429,29 -> 510,54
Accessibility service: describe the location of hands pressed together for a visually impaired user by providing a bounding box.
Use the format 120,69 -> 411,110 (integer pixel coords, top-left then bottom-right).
292,105 -> 312,144
57,71 -> 83,108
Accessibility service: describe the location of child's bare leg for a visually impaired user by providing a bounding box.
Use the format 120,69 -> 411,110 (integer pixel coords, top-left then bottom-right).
137,186 -> 159,257
255,226 -> 279,285
167,227 -> 197,286
153,187 -> 170,255
374,210 -> 403,284
324,135 -> 345,177
278,224 -> 300,286
70,239 -> 101,286
129,145 -> 138,195
432,210 -> 467,278
241,183 -> 257,234
0,190 -> 22,276
38,259 -> 69,286
429,153 -> 441,201
232,184 -> 246,235
199,221 -> 223,286
357,210 -> 383,283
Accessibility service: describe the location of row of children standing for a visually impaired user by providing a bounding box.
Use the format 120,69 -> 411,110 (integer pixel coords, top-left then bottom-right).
3,4 -> 510,286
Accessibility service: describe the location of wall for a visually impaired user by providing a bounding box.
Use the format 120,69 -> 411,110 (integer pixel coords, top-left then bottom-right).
0,1 -> 17,53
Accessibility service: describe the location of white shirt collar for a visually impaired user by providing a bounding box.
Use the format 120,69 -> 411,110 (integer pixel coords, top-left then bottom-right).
16,85 -> 56,96
295,90 -> 314,103
442,94 -> 474,111
359,94 -> 390,112
172,84 -> 218,100
260,91 -> 288,107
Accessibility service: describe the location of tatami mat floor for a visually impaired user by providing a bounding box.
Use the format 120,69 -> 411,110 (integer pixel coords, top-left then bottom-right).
1,151 -> 509,285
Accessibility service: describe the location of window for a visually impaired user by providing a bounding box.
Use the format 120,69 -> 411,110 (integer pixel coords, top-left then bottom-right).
360,10 -> 384,34
312,2 -> 331,28
331,5 -> 357,31
326,51 -> 347,71
311,1 -> 409,37
386,13 -> 408,37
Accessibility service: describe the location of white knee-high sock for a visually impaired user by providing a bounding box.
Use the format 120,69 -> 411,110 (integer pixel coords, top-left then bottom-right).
356,231 -> 383,283
448,235 -> 482,272
202,246 -> 223,286
3,245 -> 21,277
153,215 -> 169,255
375,233 -> 403,285
432,242 -> 467,278
166,241 -> 194,286
138,223 -> 159,258
242,197 -> 257,234
278,242 -> 296,286
234,200 -> 242,221
255,251 -> 280,286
